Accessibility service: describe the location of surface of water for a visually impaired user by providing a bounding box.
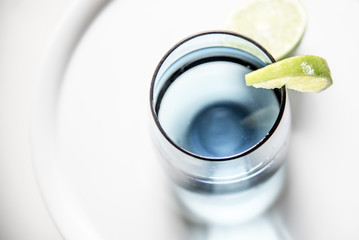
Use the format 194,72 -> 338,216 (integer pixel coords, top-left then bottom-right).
157,47 -> 280,158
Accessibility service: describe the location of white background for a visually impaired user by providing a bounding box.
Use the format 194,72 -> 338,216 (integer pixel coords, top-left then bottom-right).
0,0 -> 73,239
1,0 -> 359,240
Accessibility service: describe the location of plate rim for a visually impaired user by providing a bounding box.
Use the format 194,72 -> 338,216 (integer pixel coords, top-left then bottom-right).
30,0 -> 111,238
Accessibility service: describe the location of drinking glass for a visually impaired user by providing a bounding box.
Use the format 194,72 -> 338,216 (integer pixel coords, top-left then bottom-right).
149,31 -> 291,224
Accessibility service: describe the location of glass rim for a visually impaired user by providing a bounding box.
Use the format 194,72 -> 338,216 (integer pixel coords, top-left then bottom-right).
149,30 -> 287,162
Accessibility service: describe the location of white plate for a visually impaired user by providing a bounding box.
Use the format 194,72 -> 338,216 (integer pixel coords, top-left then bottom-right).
32,0 -> 359,239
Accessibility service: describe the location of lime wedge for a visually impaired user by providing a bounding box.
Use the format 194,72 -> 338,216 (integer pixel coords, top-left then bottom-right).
245,55 -> 333,92
225,0 -> 307,60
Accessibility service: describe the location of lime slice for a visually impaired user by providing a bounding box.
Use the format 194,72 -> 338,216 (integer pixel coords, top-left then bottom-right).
225,0 -> 307,60
245,55 -> 333,92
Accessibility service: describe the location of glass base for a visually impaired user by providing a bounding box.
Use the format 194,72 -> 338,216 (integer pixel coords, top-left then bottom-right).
173,165 -> 286,225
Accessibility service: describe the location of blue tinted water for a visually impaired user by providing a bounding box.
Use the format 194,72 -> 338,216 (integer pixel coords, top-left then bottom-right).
157,47 -> 280,158
185,102 -> 259,157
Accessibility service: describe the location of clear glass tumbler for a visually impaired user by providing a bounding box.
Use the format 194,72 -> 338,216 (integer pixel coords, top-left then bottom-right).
149,31 -> 291,224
